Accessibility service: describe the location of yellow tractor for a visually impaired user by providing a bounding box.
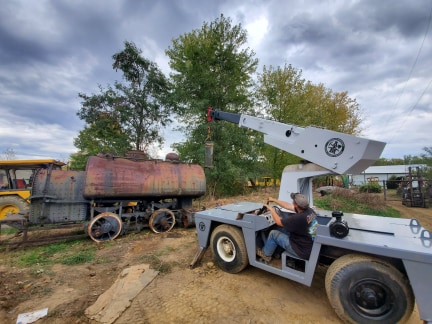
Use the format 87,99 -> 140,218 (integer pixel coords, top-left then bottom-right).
0,159 -> 65,220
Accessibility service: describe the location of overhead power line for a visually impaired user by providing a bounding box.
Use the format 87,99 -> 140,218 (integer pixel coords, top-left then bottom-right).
385,2 -> 432,145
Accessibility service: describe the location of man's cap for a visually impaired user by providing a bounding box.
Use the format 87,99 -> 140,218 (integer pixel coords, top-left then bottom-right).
290,192 -> 309,209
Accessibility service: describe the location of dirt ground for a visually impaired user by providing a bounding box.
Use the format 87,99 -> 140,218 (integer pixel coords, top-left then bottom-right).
1,190 -> 431,324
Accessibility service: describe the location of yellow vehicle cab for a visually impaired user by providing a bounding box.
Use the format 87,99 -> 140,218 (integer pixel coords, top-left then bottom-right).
0,159 -> 65,220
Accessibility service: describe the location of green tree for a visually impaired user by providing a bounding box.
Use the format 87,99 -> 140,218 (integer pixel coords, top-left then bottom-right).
255,64 -> 306,180
419,146 -> 432,178
404,150 -> 432,166
255,64 -> 363,178
373,158 -> 405,166
70,41 -> 172,169
70,111 -> 131,169
422,146 -> 432,160
166,14 -> 259,197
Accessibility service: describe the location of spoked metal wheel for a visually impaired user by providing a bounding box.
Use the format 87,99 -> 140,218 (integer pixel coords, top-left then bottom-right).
87,212 -> 123,242
149,208 -> 175,233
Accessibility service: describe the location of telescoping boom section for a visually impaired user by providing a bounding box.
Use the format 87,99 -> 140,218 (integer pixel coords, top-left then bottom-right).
208,108 -> 386,175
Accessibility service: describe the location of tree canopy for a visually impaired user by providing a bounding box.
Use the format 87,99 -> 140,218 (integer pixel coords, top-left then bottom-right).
255,64 -> 363,180
70,41 -> 172,169
166,14 -> 259,197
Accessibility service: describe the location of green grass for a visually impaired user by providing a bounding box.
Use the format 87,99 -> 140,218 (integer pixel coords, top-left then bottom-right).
6,241 -> 97,268
386,189 -> 402,199
314,188 -> 401,218
58,249 -> 95,265
16,242 -> 68,267
0,227 -> 19,235
139,244 -> 182,274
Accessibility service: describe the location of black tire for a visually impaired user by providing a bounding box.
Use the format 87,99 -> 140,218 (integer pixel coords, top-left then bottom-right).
325,254 -> 414,324
210,225 -> 248,274
0,196 -> 29,220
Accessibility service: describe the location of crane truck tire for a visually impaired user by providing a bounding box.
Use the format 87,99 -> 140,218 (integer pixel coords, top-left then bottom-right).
210,225 -> 248,274
0,196 -> 29,220
325,254 -> 414,324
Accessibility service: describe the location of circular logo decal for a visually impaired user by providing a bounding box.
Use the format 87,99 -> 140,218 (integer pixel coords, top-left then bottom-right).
199,221 -> 206,231
325,138 -> 345,157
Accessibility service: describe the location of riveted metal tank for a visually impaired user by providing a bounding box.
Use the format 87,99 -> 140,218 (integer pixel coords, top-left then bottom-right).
30,169 -> 88,223
83,156 -> 206,200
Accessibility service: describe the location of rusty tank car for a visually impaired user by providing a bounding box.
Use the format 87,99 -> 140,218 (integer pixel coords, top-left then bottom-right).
0,153 -> 206,243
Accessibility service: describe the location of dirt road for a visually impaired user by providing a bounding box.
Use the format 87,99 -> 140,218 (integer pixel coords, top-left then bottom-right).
1,195 -> 431,323
385,198 -> 432,229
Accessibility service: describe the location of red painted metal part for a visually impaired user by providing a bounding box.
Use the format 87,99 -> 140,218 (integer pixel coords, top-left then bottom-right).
83,156 -> 206,200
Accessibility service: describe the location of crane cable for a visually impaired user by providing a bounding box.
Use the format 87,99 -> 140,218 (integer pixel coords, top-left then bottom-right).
205,125 -> 212,142
204,107 -> 214,168
390,2 -> 432,117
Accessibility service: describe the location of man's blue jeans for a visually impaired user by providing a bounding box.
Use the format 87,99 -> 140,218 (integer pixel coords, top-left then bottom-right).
262,228 -> 299,257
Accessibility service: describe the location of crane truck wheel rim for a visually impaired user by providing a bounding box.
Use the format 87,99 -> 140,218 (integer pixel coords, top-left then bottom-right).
215,236 -> 236,262
210,225 -> 248,274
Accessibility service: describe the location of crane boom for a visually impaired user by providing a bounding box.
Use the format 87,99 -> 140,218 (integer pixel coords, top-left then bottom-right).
208,108 -> 385,175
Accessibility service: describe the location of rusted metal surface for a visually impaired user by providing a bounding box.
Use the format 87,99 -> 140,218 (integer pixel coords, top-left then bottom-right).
30,169 -> 88,223
125,150 -> 148,160
178,208 -> 197,228
83,156 -> 206,200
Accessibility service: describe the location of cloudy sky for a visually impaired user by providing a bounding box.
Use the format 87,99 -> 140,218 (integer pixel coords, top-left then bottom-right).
1,0 -> 431,162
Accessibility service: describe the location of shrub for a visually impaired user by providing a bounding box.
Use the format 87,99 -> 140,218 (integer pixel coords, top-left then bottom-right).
314,187 -> 399,217
386,175 -> 399,190
359,182 -> 382,193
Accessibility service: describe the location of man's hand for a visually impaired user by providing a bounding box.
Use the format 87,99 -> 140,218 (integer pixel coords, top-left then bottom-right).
256,205 -> 268,215
266,205 -> 283,227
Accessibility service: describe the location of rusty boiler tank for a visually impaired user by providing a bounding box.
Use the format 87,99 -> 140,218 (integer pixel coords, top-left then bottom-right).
83,155 -> 206,201
4,153 -> 206,244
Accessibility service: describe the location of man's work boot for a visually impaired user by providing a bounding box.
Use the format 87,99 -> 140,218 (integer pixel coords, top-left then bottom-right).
256,248 -> 272,263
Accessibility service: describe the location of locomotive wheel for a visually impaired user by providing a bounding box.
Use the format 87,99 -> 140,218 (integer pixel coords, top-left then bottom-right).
325,254 -> 414,323
210,225 -> 248,274
149,208 -> 175,233
0,196 -> 29,220
87,212 -> 123,242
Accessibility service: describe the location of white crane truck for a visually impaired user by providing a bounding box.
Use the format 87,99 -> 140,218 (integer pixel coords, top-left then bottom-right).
190,108 -> 432,323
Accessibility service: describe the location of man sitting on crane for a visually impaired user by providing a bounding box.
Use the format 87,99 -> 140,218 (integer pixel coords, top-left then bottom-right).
256,193 -> 318,262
